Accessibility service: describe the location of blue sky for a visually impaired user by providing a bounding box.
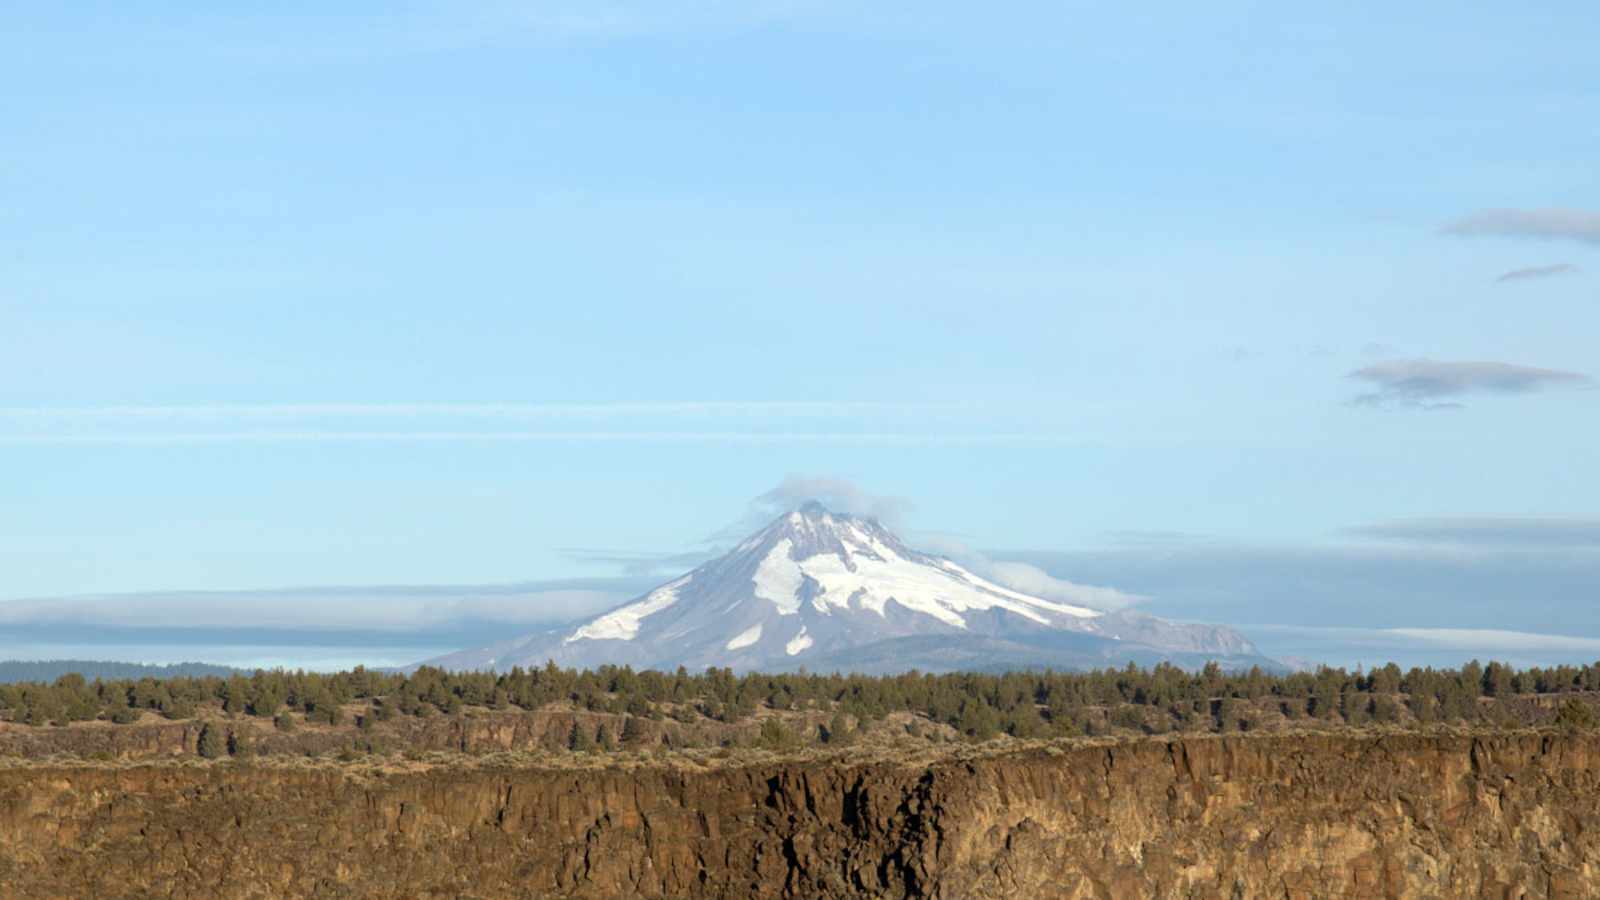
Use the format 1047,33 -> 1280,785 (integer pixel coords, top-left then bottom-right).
3,2 -> 1598,668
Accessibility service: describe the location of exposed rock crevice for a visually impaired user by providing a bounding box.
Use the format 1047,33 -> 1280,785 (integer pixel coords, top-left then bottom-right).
1,732 -> 1597,898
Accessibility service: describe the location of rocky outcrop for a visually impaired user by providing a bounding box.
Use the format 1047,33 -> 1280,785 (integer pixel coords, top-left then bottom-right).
1,732 -> 1597,898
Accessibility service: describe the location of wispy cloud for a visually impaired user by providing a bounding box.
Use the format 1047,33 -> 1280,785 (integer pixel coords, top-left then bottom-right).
0,431 -> 1084,447
558,547 -> 719,577
1246,624 -> 1600,656
913,534 -> 1144,612
143,2 -> 836,66
1345,517 -> 1600,548
1442,208 -> 1600,246
754,474 -> 915,524
0,401 -> 1087,447
468,0 -> 824,41
1347,358 -> 1592,409
0,401 -> 931,421
0,582 -> 632,632
978,559 -> 1144,611
701,474 -> 919,542
1385,628 -> 1600,653
1495,263 -> 1579,283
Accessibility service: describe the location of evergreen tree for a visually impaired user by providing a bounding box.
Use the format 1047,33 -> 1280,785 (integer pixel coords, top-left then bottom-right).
569,722 -> 593,752
1482,662 -> 1515,698
197,723 -> 225,759
621,715 -> 648,748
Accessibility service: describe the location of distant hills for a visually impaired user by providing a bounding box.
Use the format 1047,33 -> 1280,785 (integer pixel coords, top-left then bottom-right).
0,659 -> 244,684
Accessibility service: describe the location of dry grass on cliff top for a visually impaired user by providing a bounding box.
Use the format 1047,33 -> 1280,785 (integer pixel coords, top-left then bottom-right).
3,722 -> 1593,781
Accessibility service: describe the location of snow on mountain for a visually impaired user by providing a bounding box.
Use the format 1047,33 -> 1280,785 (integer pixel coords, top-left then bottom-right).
422,502 -> 1272,674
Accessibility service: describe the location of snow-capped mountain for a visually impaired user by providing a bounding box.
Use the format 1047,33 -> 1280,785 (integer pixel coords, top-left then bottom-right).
423,502 -> 1274,674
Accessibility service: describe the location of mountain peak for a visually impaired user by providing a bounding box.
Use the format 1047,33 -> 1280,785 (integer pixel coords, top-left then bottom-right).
422,504 -> 1271,675
748,501 -> 908,566
795,499 -> 831,517
776,500 -> 867,532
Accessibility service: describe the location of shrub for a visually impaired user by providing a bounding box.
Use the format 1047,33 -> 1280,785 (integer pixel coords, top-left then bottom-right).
1555,698 -> 1596,733
824,711 -> 853,745
1110,705 -> 1148,733
757,718 -> 797,751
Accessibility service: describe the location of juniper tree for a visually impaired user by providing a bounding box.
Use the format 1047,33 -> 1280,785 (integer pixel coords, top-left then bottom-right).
196,723 -> 225,759
569,722 -> 593,752
1555,698 -> 1596,733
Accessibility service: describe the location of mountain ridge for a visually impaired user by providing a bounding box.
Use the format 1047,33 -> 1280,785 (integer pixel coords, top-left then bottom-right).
425,504 -> 1276,674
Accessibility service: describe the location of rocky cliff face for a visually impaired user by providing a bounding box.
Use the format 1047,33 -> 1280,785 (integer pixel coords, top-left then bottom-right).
2,732 -> 1597,899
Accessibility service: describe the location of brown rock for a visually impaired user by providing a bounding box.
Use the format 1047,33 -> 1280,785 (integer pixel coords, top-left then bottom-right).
0,732 -> 1596,898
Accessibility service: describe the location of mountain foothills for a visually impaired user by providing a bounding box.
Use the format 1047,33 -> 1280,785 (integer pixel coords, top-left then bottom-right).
0,659 -> 242,684
427,503 -> 1271,674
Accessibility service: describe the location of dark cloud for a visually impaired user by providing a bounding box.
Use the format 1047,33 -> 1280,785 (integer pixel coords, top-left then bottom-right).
1347,358 -> 1591,409
1345,517 -> 1600,548
1442,208 -> 1600,246
1495,263 -> 1579,283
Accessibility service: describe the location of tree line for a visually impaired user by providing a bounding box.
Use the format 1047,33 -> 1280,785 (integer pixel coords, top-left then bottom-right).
2,659 -> 1598,740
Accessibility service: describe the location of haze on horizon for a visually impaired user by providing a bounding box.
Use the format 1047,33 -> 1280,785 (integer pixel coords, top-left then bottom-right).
3,2 -> 1597,672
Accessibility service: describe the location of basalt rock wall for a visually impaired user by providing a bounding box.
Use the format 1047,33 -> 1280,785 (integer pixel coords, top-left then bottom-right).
1,732 -> 1597,899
